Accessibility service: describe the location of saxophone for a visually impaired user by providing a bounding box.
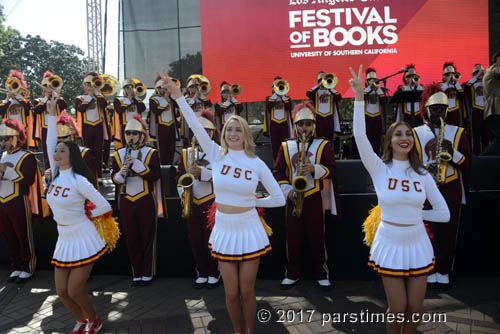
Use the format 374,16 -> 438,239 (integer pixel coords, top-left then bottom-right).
433,117 -> 452,185
291,132 -> 308,217
178,137 -> 196,218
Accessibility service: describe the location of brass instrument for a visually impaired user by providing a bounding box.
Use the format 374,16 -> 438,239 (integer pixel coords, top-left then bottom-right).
178,137 -> 196,218
411,75 -> 420,85
230,83 -> 241,96
370,79 -> 381,89
0,77 -> 22,95
100,74 -> 120,101
171,77 -> 181,87
48,75 -> 63,91
273,79 -> 290,96
291,132 -> 308,217
91,76 -> 105,90
129,78 -> 147,99
321,73 -> 338,89
188,74 -> 211,96
432,117 -> 452,185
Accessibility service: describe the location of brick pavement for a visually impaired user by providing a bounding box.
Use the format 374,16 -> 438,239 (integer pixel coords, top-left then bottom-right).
0,269 -> 498,334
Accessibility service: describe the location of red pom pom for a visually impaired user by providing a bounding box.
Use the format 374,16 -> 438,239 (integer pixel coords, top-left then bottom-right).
419,83 -> 444,118
206,199 -> 266,231
2,118 -> 26,145
43,71 -> 54,79
85,200 -> 97,219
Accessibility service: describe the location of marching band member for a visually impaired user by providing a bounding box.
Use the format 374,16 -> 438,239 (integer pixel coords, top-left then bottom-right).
305,71 -> 342,141
396,64 -> 424,127
180,76 -> 212,146
0,70 -> 36,149
363,68 -> 387,154
264,77 -> 293,160
149,75 -> 179,165
413,83 -> 471,289
45,97 -> 112,334
214,82 -> 243,131
161,70 -> 285,334
112,115 -> 162,286
0,119 -> 38,284
176,110 -> 220,289
350,65 -> 449,334
482,63 -> 500,155
75,72 -> 110,179
273,102 -> 339,290
33,71 -> 67,168
464,64 -> 486,155
113,78 -> 146,146
440,62 -> 466,127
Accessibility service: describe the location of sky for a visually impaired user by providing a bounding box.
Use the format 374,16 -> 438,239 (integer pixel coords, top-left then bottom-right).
1,0 -> 119,77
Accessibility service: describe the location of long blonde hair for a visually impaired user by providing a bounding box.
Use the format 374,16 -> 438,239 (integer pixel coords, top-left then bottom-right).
220,115 -> 256,157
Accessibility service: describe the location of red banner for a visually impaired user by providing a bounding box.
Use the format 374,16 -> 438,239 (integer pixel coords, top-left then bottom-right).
200,0 -> 489,101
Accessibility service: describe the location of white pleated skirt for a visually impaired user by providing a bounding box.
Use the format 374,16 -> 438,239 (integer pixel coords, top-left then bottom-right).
52,219 -> 108,268
368,221 -> 434,277
208,209 -> 271,262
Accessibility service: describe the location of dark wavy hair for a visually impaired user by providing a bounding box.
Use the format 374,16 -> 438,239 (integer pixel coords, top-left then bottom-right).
381,121 -> 425,175
53,141 -> 97,187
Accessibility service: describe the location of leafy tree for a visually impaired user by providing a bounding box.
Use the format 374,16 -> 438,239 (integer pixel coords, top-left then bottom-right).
168,52 -> 202,86
0,6 -> 88,109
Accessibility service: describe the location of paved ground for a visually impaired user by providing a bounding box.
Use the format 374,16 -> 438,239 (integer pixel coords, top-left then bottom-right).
0,269 -> 498,334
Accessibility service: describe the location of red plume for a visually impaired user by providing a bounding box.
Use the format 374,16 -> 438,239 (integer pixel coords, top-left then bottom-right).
131,114 -> 147,132
154,74 -> 162,85
57,112 -> 81,138
2,119 -> 26,145
273,76 -> 282,81
220,81 -> 229,87
43,71 -> 54,79
292,101 -> 315,120
405,63 -> 416,70
8,70 -> 27,89
420,83 -> 443,118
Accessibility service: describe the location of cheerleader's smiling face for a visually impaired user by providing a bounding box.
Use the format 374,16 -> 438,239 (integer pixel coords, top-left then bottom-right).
224,119 -> 244,150
391,124 -> 414,160
54,142 -> 71,170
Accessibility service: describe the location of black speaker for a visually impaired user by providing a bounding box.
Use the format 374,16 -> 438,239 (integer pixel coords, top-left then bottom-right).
336,160 -> 372,193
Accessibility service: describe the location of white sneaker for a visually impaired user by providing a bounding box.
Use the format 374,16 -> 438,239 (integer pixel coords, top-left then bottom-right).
18,272 -> 32,279
142,276 -> 152,282
10,271 -> 21,278
317,279 -> 331,287
280,278 -> 299,289
195,277 -> 208,284
436,273 -> 449,284
427,273 -> 437,283
208,276 -> 219,284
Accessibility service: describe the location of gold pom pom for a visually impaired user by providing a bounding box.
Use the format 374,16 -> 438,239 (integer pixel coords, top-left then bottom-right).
259,216 -> 273,236
362,205 -> 381,247
92,213 -> 121,252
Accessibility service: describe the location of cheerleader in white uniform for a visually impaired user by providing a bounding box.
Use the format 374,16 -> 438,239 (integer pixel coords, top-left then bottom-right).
349,66 -> 450,334
45,97 -> 108,334
160,70 -> 285,334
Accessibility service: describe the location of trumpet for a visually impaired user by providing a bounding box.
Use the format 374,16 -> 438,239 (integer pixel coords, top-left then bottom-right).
321,73 -> 338,89
178,137 -> 196,218
446,72 -> 461,84
291,132 -> 308,217
230,83 -> 242,96
188,74 -> 211,96
273,79 -> 290,96
370,79 -> 381,89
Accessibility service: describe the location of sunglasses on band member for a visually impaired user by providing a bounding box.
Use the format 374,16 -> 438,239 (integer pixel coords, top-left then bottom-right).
296,120 -> 313,127
57,135 -> 72,141
0,136 -> 13,142
125,131 -> 140,136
